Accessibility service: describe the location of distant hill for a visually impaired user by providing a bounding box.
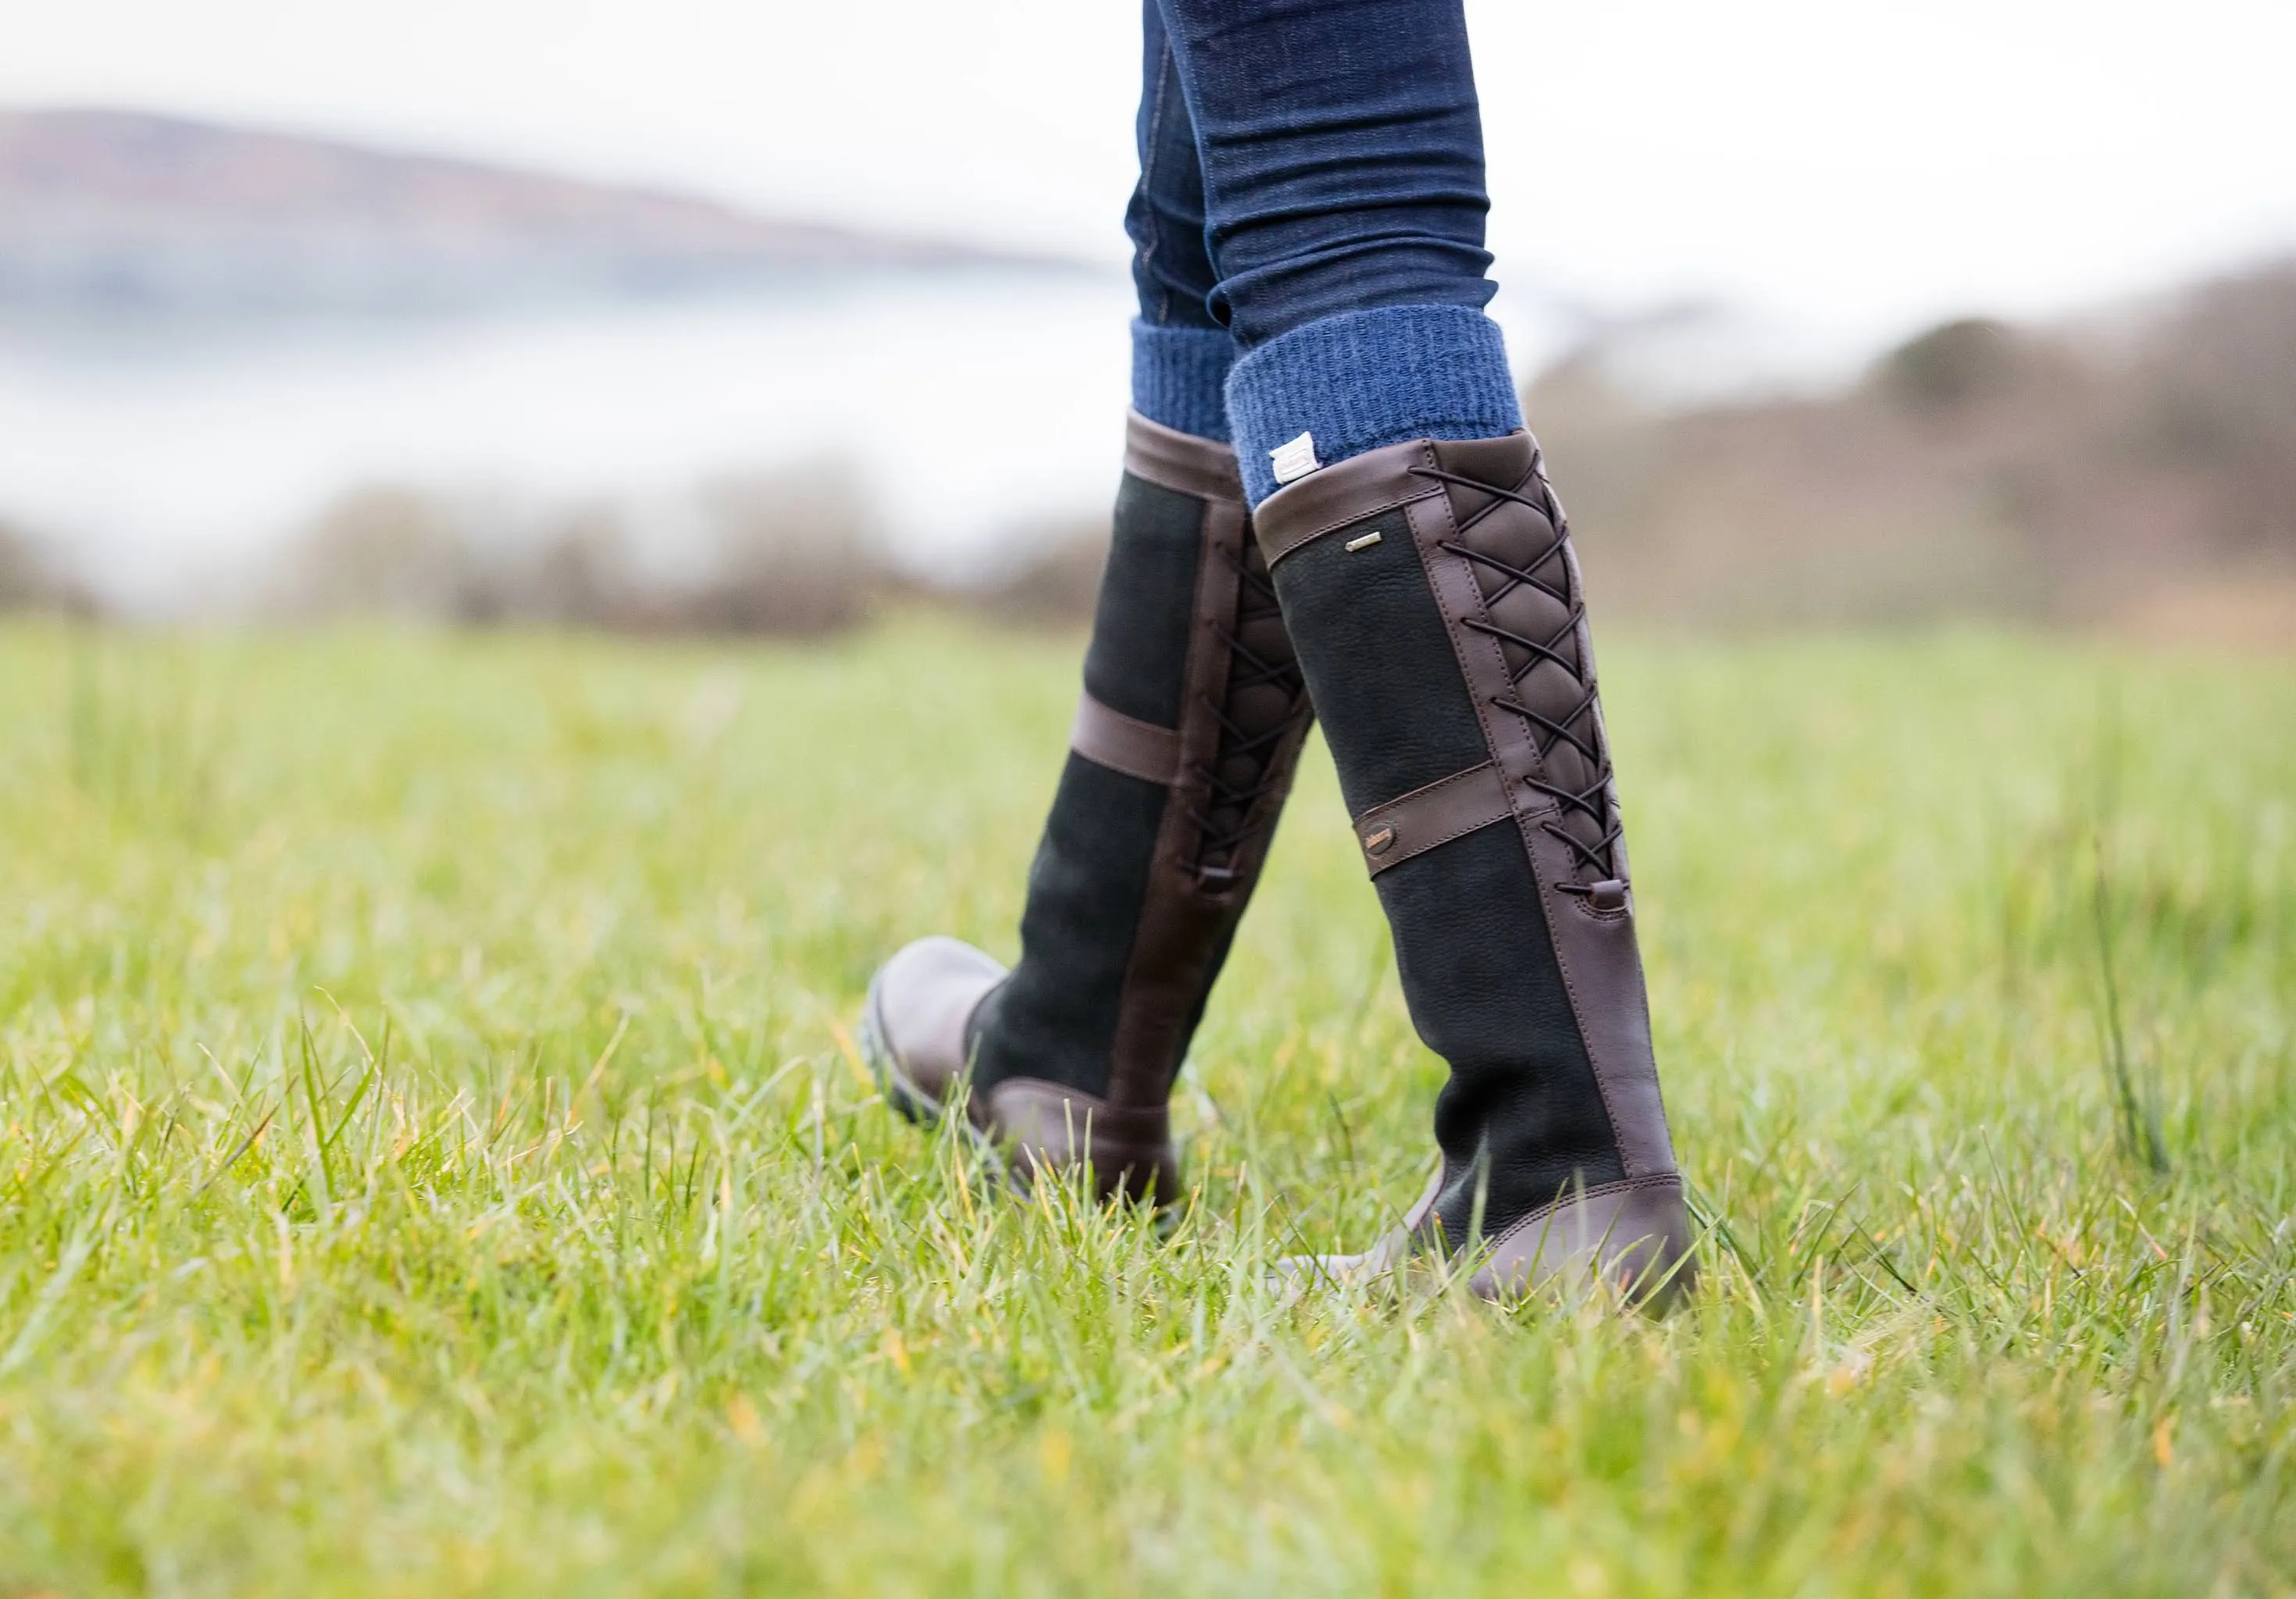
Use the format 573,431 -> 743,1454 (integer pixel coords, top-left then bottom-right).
0,107 -> 1056,312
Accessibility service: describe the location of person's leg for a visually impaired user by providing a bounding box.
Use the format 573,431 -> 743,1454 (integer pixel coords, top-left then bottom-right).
1122,0 -> 1232,442
860,5 -> 1313,1203
1159,0 -> 1694,1302
1159,0 -> 1524,501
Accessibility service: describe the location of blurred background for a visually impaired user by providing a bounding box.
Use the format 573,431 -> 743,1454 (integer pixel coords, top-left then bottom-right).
3,0 -> 2293,636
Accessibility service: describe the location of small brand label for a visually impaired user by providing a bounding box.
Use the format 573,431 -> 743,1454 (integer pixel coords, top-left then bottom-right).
1363,825 -> 1396,856
1269,431 -> 1321,485
1343,530 -> 1383,553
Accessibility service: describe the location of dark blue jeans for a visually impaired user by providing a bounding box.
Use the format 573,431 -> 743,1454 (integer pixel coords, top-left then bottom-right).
1125,0 -> 1500,352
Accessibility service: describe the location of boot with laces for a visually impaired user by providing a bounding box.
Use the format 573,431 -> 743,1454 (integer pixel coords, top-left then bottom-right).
1254,432 -> 1695,1307
862,413 -> 1313,1202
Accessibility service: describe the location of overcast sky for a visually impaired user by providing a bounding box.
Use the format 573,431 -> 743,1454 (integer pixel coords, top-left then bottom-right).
6,0 -> 2294,344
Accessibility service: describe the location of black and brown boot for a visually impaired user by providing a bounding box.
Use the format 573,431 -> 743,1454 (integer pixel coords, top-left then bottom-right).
1254,432 -> 1695,1307
861,413 -> 1314,1203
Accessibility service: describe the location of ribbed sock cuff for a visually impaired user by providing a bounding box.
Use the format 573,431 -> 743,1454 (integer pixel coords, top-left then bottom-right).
1224,306 -> 1524,504
1130,320 -> 1235,443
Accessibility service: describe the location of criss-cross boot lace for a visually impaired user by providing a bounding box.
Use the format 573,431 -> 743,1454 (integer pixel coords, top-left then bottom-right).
1408,452 -> 1625,902
1186,538 -> 1310,888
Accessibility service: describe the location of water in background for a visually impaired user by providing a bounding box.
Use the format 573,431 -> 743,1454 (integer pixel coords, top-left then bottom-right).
0,272 -> 1156,614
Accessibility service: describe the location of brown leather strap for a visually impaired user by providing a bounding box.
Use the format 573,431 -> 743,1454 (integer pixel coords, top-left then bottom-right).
1124,411 -> 1245,503
1351,760 -> 1513,878
1250,437 -> 1448,569
1070,691 -> 1182,785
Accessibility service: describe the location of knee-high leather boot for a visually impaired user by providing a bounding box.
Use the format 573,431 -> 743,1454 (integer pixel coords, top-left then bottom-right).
1254,433 -> 1695,1305
862,413 -> 1314,1202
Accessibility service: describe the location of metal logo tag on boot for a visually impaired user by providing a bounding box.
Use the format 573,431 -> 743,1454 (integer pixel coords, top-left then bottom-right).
1270,431 -> 1321,485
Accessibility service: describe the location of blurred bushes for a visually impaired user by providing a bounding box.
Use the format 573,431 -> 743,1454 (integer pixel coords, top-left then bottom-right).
280,486 -> 502,621
1,464 -> 1113,637
275,460 -> 891,636
0,518 -> 91,615
1538,258 -> 2296,635
964,518 -> 1111,625
269,467 -> 1121,636
1873,318 -> 2027,415
680,470 -> 886,636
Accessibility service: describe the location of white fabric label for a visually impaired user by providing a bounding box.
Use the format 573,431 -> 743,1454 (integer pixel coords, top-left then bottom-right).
1269,430 -> 1321,485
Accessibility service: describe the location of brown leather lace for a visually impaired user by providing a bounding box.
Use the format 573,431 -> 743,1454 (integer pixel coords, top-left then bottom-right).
1186,542 -> 1308,888
1408,457 -> 1626,896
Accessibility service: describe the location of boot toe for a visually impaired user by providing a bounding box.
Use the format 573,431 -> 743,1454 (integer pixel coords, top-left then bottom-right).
861,936 -> 1007,1124
1267,1165 -> 1442,1291
1267,1235 -> 1417,1293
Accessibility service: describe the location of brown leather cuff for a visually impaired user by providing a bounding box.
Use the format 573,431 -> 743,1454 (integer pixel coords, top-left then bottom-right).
1250,438 -> 1448,569
1124,411 -> 1244,503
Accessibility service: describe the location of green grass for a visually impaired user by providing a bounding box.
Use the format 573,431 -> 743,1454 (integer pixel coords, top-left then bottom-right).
0,615 -> 2290,1595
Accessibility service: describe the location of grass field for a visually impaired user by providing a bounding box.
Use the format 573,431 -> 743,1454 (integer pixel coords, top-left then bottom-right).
0,615 -> 2290,1595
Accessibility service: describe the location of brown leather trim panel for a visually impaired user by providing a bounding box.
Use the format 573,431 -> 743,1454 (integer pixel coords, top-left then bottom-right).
1069,691 -> 1182,785
1352,760 -> 1513,878
1124,411 -> 1246,502
1399,486 -> 1676,1182
1518,808 -> 1677,1181
1249,438 -> 1446,569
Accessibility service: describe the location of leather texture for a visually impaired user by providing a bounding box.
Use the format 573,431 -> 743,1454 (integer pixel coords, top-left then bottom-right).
1375,824 -> 1626,1221
968,753 -> 1168,1109
871,415 -> 1311,1204
1253,433 -> 1695,1308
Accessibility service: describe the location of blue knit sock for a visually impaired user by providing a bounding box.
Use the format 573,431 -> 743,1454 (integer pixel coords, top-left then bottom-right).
1130,319 -> 1235,443
1222,306 -> 1524,504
